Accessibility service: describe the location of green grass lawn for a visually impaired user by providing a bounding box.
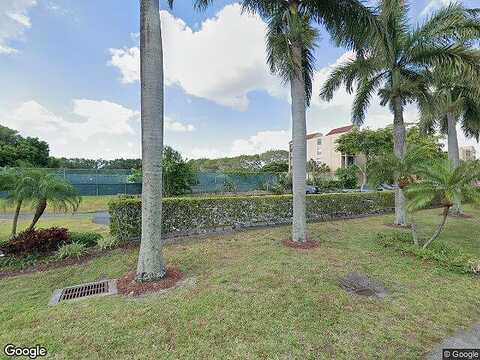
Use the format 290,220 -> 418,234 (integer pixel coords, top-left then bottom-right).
0,195 -> 117,215
1,207 -> 480,359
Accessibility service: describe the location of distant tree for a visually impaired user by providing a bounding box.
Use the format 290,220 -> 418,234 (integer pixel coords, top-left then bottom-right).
189,150 -> 290,173
259,150 -> 289,164
0,125 -> 50,167
336,127 -> 444,189
307,160 -> 330,174
262,161 -> 289,173
163,147 -> 196,196
103,158 -> 142,170
128,146 -> 196,196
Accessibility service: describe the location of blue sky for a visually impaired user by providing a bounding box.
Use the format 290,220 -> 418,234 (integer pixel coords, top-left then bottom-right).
0,0 -> 478,160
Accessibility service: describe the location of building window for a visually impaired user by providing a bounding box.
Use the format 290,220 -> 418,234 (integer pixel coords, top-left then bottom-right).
317,138 -> 322,145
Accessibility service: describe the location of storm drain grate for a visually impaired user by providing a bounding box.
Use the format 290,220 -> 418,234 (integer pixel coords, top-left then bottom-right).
49,280 -> 117,306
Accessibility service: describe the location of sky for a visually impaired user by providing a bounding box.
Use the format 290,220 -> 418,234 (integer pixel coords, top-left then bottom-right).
0,0 -> 479,160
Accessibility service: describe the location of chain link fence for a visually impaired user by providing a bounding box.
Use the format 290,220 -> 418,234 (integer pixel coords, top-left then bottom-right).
1,168 -> 280,196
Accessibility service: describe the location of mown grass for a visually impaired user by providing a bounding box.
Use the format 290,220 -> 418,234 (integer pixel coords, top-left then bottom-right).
0,207 -> 479,359
0,195 -> 116,215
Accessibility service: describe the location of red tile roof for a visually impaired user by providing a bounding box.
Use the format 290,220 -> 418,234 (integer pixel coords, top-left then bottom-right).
326,125 -> 354,136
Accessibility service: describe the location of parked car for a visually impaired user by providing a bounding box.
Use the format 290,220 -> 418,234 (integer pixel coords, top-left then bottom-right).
306,185 -> 319,194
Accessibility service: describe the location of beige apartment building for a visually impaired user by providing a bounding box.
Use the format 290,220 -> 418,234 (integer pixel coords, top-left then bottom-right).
288,125 -> 366,173
460,146 -> 477,161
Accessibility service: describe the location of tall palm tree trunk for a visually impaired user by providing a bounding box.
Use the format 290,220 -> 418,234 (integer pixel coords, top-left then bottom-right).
136,0 -> 166,282
446,111 -> 463,216
27,198 -> 47,231
11,200 -> 22,238
392,96 -> 407,226
290,41 -> 307,243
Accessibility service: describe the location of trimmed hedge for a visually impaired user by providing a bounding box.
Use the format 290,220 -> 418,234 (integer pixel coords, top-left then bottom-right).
109,192 -> 394,241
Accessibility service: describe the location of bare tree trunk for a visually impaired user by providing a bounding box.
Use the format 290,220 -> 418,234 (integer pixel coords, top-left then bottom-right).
11,200 -> 22,238
411,222 -> 419,247
27,198 -> 47,231
392,96 -> 407,226
447,112 -> 463,216
136,0 -> 166,282
290,41 -> 307,243
423,206 -> 450,249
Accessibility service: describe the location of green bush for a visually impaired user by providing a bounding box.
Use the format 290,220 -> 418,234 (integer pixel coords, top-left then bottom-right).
109,192 -> 394,241
97,236 -> 119,251
70,232 -> 103,248
336,166 -> 358,189
0,254 -> 40,270
376,231 -> 478,274
56,242 -> 87,260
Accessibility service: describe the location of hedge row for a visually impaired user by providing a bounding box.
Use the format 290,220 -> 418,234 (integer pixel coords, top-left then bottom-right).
109,192 -> 394,241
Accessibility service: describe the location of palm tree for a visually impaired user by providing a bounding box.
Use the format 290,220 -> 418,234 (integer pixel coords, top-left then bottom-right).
406,159 -> 480,248
24,170 -> 80,231
136,0 -> 167,282
0,169 -> 25,238
419,67 -> 480,216
196,0 -> 375,242
320,1 -> 480,226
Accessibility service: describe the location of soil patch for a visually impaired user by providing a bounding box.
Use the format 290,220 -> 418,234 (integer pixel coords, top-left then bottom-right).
283,239 -> 320,250
384,223 -> 412,230
117,267 -> 183,297
339,272 -> 388,299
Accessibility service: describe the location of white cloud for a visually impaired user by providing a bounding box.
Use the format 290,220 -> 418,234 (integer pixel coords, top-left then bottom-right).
165,117 -> 195,132
0,0 -> 37,54
421,0 -> 455,16
0,100 -> 195,159
188,129 -> 290,159
109,4 -> 285,110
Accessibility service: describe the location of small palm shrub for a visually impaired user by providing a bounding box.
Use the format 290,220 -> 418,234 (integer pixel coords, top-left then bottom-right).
70,232 -> 103,248
97,236 -> 119,251
406,159 -> 480,248
1,228 -> 70,256
56,242 -> 87,260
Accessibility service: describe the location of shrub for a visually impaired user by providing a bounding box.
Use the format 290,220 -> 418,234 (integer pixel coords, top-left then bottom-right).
110,192 -> 394,241
70,232 -> 103,248
376,232 -> 477,274
56,242 -> 87,260
97,236 -> 119,251
336,166 -> 358,189
0,254 -> 39,270
0,227 -> 70,256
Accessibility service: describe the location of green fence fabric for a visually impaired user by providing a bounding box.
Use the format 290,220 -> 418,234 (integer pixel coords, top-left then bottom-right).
1,168 -> 279,196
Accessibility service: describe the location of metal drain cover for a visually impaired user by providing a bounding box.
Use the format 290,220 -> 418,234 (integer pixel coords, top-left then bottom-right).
49,279 -> 117,306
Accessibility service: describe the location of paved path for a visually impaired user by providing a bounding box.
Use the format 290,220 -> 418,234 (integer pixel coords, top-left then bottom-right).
426,324 -> 480,359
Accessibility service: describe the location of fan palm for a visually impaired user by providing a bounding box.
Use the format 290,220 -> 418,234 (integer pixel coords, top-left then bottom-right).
406,159 -> 480,248
320,1 -> 480,226
196,0 -> 375,242
419,66 -> 480,216
0,169 -> 26,238
22,170 -> 81,231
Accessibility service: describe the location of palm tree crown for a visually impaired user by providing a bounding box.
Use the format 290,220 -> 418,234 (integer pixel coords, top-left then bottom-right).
320,1 -> 480,125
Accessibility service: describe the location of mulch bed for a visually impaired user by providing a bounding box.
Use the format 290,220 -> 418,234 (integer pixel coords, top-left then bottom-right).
283,239 -> 320,250
0,242 -> 137,280
117,267 -> 183,297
